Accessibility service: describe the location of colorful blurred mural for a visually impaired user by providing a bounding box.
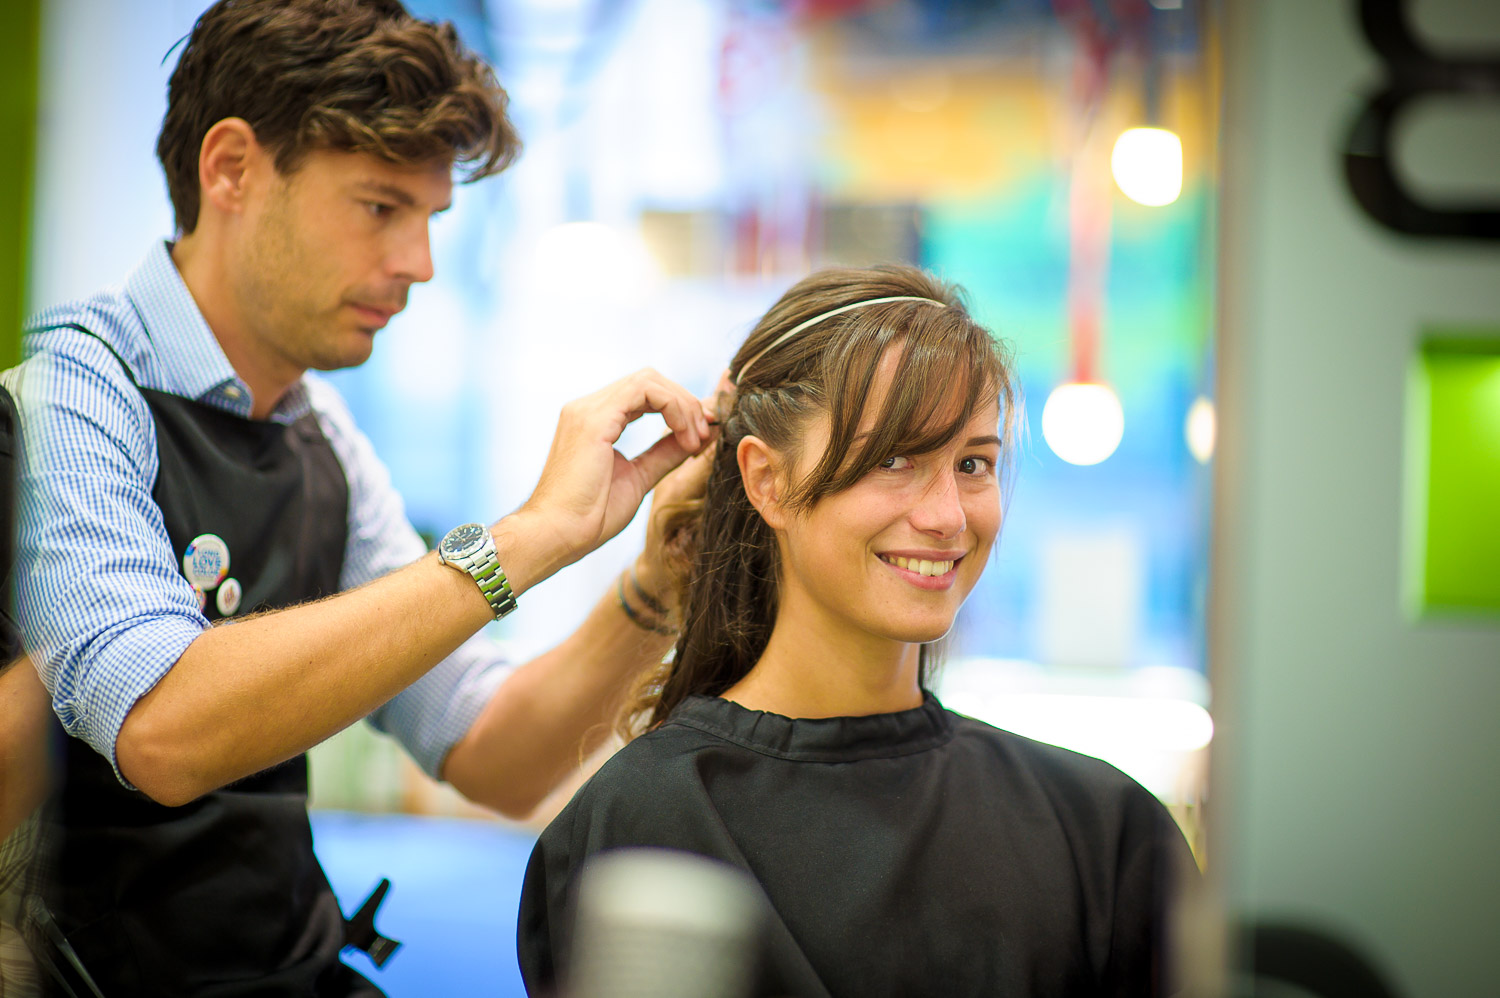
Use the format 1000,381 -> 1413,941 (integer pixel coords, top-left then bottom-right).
304,0 -> 1219,820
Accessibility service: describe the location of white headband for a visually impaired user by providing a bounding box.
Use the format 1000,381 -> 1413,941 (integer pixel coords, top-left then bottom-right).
734,295 -> 947,385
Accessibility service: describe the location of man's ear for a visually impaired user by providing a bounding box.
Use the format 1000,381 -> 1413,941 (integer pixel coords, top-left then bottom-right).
738,435 -> 790,530
197,118 -> 267,219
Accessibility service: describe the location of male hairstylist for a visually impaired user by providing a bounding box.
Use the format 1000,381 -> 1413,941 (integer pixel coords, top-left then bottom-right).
9,0 -> 706,993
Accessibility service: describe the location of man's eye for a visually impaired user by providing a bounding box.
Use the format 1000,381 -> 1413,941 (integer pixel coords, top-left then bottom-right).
365,202 -> 395,218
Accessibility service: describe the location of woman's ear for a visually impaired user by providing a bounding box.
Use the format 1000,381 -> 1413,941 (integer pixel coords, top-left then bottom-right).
738,435 -> 789,530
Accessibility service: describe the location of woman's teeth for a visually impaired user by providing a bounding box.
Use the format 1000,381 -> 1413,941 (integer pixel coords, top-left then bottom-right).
883,555 -> 955,577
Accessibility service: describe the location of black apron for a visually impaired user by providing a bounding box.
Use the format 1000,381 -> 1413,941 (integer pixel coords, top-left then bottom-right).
1,382 -> 21,661
35,325 -> 382,997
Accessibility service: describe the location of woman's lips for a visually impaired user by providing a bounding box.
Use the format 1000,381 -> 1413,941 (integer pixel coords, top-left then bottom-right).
877,553 -> 962,591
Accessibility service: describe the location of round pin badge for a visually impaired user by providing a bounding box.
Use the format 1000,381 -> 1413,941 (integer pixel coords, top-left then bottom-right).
191,584 -> 208,613
183,533 -> 231,591
216,577 -> 243,617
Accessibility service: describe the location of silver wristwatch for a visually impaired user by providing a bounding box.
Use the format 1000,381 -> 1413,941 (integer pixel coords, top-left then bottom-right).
437,523 -> 517,619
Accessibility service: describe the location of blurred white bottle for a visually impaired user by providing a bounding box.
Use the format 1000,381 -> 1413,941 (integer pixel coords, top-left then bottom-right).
566,848 -> 763,998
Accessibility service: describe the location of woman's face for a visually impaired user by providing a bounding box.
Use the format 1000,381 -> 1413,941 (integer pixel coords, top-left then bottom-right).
771,353 -> 1003,650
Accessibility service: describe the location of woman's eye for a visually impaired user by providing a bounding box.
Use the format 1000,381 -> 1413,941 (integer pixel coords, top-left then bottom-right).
958,455 -> 993,475
879,455 -> 913,471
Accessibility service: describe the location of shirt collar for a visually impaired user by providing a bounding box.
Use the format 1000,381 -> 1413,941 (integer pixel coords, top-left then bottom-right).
123,241 -> 312,422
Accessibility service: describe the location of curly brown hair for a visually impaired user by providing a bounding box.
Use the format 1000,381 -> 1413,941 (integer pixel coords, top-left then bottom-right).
158,0 -> 520,233
628,265 -> 1019,733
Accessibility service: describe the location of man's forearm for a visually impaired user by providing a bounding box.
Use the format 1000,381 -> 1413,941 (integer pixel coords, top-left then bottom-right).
0,658 -> 53,839
116,514 -> 555,806
114,369 -> 711,807
440,564 -> 674,818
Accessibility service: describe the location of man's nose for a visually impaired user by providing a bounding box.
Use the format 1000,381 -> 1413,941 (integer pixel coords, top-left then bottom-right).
389,223 -> 434,284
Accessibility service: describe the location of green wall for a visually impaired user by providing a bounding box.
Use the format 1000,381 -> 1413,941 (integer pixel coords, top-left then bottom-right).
1409,339 -> 1500,615
0,0 -> 40,368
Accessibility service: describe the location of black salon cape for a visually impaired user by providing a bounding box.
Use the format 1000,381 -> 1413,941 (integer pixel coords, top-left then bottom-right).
517,692 -> 1196,998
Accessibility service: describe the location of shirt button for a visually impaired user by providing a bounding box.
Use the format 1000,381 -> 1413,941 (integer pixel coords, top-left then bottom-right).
224,386 -> 243,400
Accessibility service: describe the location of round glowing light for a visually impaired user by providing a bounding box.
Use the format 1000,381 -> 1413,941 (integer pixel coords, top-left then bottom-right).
1042,382 -> 1125,466
1185,395 -> 1216,464
1111,127 -> 1183,207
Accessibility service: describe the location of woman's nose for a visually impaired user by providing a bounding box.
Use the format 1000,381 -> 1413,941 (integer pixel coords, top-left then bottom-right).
910,469 -> 966,538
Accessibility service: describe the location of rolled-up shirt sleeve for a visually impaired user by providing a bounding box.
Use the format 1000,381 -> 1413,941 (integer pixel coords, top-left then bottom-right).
8,329 -> 208,784
305,376 -> 513,780
10,328 -> 512,788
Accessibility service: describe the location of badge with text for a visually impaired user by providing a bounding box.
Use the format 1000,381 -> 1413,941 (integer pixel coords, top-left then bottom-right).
216,577 -> 243,617
183,533 -> 231,591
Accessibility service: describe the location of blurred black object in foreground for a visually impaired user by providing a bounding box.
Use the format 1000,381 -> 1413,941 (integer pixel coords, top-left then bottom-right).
1237,919 -> 1404,998
0,384 -> 19,665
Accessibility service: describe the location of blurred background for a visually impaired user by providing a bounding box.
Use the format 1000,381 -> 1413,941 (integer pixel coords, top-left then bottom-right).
4,0 -> 1498,996
30,0 -> 1220,819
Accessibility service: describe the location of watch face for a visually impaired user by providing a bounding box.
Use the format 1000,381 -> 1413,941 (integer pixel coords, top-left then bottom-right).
441,523 -> 487,559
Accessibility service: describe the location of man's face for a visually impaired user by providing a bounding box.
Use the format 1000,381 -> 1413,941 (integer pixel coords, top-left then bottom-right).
232,147 -> 453,375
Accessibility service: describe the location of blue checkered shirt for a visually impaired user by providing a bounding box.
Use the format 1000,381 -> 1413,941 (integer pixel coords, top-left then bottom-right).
6,241 -> 512,786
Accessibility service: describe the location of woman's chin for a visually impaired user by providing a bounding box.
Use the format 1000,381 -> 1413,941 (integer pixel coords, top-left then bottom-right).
882,616 -> 957,646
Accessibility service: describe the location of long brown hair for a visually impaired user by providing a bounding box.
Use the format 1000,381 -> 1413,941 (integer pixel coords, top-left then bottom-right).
630,264 -> 1019,733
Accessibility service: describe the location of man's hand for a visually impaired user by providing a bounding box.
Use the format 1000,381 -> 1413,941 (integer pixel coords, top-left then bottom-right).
632,372 -> 735,613
506,369 -> 713,590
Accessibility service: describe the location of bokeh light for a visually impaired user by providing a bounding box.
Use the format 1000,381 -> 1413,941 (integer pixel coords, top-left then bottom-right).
1042,381 -> 1126,466
1186,394 -> 1216,463
1112,127 -> 1184,207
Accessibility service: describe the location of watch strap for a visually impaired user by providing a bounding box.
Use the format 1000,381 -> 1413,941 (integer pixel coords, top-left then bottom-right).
469,552 -> 517,619
443,526 -> 517,619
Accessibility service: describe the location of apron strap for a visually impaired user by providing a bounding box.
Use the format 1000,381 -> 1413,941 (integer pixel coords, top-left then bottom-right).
25,895 -> 109,998
28,322 -> 141,387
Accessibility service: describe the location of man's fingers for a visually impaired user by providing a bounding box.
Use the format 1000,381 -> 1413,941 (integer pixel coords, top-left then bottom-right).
614,371 -> 710,452
712,369 -> 735,420
532,370 -> 715,565
663,444 -> 716,503
629,432 -> 695,494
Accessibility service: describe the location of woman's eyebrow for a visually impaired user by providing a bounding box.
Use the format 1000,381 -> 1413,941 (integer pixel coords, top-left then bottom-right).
849,432 -> 1003,449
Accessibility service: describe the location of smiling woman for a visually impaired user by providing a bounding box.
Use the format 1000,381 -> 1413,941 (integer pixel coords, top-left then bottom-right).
516,264 -> 1200,998
643,265 -> 1013,726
